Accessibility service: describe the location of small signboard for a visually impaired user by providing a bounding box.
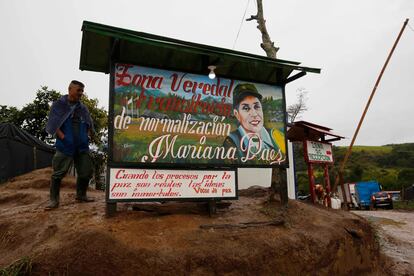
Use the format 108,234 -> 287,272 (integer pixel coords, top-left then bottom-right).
108,168 -> 237,201
304,140 -> 334,164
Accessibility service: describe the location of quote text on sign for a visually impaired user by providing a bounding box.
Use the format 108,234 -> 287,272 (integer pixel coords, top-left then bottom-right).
109,168 -> 236,200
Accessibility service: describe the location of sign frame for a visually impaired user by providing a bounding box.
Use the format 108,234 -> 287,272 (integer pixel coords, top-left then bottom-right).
107,61 -> 290,169
105,167 -> 238,203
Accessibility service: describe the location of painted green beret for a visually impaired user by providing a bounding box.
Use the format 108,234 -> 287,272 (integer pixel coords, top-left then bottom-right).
232,83 -> 262,108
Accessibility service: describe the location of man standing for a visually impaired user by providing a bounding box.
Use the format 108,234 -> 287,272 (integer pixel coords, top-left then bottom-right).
45,80 -> 94,209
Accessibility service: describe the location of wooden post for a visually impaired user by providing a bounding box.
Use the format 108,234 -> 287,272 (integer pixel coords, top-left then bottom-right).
279,167 -> 288,206
332,18 -> 409,193
270,167 -> 289,206
33,146 -> 37,170
324,164 -> 331,208
339,171 -> 349,210
208,200 -> 217,217
106,202 -> 117,217
307,163 -> 316,204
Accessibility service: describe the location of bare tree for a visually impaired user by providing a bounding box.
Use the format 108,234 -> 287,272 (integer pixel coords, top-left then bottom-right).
246,0 -> 279,59
247,0 -> 287,206
287,88 -> 308,123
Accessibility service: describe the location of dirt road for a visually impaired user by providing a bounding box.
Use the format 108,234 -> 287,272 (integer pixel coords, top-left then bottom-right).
352,210 -> 414,275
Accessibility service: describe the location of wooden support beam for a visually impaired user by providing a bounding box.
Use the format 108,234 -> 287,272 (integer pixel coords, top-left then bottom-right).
285,71 -> 307,84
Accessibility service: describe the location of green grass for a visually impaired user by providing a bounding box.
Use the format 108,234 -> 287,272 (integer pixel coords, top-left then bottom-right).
0,257 -> 32,276
338,145 -> 393,154
393,200 -> 414,211
361,167 -> 399,182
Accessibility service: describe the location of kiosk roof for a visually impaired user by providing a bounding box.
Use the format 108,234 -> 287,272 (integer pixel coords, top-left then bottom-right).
79,21 -> 320,85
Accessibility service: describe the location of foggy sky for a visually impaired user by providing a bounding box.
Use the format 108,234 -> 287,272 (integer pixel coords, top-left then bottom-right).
1,0 -> 413,146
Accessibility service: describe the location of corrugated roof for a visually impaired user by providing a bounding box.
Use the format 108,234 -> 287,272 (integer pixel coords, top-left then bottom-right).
287,120 -> 344,142
79,21 -> 320,85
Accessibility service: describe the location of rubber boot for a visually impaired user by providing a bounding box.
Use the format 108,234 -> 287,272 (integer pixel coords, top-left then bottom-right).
45,178 -> 60,210
76,178 -> 83,201
76,178 -> 94,202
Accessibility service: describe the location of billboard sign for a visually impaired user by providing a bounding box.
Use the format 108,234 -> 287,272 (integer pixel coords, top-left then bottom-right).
111,63 -> 287,167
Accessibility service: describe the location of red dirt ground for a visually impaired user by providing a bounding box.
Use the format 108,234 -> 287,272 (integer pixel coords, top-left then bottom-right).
0,168 -> 390,275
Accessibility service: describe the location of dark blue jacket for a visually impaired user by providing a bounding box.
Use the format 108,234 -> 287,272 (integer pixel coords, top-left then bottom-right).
46,95 -> 93,156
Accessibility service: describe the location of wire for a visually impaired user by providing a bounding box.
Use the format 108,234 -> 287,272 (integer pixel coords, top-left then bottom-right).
408,22 -> 414,32
232,0 -> 251,50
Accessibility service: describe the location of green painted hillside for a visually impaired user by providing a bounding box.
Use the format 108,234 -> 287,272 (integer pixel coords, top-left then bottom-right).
293,143 -> 414,195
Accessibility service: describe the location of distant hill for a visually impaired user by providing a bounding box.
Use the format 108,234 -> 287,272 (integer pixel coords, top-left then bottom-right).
294,143 -> 414,195
115,86 -> 167,99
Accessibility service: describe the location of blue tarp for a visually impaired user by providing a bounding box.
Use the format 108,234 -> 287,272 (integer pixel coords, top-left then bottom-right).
355,181 -> 381,208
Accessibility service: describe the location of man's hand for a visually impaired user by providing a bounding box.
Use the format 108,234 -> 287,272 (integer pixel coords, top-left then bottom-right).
56,129 -> 65,140
88,128 -> 95,142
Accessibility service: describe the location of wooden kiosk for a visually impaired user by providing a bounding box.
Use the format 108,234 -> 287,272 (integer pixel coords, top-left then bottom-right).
287,121 -> 344,207
78,21 -> 320,216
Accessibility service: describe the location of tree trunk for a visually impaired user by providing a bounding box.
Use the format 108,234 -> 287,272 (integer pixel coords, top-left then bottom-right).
248,0 -> 287,206
247,0 -> 279,59
270,167 -> 288,206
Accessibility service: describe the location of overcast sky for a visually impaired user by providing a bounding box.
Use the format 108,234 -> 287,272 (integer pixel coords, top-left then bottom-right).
1,0 -> 413,146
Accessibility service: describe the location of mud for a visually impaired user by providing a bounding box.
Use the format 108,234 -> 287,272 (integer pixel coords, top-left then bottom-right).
0,168 -> 388,275
353,210 -> 414,275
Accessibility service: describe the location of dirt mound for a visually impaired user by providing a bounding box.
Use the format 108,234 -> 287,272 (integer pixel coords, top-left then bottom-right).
3,167 -> 75,190
0,191 -> 41,205
0,168 -> 389,275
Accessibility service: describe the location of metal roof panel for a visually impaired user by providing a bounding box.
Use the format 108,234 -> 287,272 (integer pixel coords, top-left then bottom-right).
79,21 -> 320,85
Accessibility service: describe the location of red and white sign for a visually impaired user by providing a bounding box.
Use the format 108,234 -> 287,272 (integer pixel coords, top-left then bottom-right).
109,168 -> 236,200
305,140 -> 334,163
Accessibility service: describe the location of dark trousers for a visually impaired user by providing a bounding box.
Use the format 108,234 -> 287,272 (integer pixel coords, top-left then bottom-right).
52,151 -> 93,182
47,151 -> 93,208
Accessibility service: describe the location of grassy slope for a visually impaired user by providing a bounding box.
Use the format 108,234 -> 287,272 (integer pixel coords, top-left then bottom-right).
350,145 -> 393,154
294,143 -> 414,194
